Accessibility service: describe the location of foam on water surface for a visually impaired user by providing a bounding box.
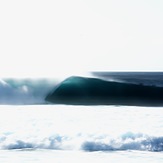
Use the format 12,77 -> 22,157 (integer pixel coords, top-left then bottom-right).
0,105 -> 163,162
0,105 -> 163,152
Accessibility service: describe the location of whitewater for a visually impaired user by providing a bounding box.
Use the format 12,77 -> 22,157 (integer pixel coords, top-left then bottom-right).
0,105 -> 163,163
0,78 -> 57,104
0,73 -> 163,162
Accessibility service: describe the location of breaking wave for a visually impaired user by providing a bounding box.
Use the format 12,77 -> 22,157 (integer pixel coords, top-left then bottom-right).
0,78 -> 57,104
1,132 -> 163,152
82,133 -> 163,152
46,76 -> 163,106
1,72 -> 163,106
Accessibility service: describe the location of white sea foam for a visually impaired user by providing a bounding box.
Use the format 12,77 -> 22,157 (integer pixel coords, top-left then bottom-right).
0,105 -> 163,152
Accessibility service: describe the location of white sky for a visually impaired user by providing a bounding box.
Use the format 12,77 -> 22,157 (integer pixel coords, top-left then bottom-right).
0,0 -> 163,77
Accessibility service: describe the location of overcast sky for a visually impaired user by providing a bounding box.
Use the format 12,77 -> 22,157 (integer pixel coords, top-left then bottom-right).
0,0 -> 163,77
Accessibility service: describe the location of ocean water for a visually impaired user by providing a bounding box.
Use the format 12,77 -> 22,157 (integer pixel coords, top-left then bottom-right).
0,72 -> 163,162
0,105 -> 163,163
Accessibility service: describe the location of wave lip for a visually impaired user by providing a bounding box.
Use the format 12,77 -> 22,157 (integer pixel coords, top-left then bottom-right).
45,76 -> 163,106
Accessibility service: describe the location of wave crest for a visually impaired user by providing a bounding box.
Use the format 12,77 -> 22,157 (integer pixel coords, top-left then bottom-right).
46,76 -> 163,106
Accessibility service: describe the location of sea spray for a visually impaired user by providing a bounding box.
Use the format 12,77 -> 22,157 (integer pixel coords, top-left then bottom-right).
0,78 -> 57,104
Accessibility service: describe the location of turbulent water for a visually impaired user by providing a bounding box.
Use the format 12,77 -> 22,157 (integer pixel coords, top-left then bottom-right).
0,78 -> 57,104
1,72 -> 163,105
0,72 -> 163,162
0,105 -> 163,163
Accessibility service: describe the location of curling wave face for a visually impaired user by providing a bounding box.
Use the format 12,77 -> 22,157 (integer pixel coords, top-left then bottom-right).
45,76 -> 163,106
1,72 -> 163,106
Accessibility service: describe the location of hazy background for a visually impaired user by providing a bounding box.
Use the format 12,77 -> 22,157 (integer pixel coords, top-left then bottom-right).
0,0 -> 163,78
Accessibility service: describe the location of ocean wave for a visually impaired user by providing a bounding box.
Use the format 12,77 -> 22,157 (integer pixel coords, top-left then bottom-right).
45,76 -> 163,106
1,132 -> 163,152
0,78 -> 57,104
1,73 -> 163,106
0,135 -> 63,150
82,133 -> 163,152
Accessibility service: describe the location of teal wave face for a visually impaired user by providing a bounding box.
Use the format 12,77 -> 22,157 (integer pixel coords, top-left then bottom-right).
45,76 -> 163,106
